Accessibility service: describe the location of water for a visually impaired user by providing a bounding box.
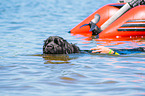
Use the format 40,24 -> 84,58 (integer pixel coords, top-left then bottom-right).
0,0 -> 145,96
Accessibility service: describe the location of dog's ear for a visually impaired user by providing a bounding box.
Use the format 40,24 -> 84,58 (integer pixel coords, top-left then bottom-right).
57,38 -> 64,46
64,43 -> 80,54
58,37 -> 67,46
65,44 -> 73,54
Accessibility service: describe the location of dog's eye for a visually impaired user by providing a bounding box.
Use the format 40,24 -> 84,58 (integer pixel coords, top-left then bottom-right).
47,39 -> 51,43
54,39 -> 59,44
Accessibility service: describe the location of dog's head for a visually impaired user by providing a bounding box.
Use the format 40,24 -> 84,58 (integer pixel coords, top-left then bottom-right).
43,36 -> 80,54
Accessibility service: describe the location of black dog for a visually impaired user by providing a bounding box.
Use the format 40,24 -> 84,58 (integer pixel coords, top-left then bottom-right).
43,36 -> 80,54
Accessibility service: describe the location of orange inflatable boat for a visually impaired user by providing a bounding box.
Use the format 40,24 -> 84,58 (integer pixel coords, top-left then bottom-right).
70,3 -> 145,38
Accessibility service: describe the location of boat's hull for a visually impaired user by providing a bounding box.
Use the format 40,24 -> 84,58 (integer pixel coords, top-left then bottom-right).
70,3 -> 145,38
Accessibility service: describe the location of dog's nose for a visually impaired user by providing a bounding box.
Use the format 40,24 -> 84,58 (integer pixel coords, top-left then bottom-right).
46,45 -> 53,49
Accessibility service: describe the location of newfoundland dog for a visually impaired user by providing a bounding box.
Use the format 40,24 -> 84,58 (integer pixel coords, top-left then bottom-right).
43,36 -> 80,54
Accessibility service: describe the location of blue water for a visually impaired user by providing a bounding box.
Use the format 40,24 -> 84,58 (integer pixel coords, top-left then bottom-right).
0,0 -> 145,96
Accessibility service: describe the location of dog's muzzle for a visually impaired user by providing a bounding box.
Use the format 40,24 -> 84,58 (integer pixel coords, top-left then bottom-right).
44,41 -> 63,54
46,44 -> 54,50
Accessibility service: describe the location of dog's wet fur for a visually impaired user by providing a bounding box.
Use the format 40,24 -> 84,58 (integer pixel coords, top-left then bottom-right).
43,36 -> 80,54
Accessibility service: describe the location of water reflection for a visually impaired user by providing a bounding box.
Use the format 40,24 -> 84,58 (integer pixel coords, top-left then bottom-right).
82,36 -> 145,49
41,54 -> 78,64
